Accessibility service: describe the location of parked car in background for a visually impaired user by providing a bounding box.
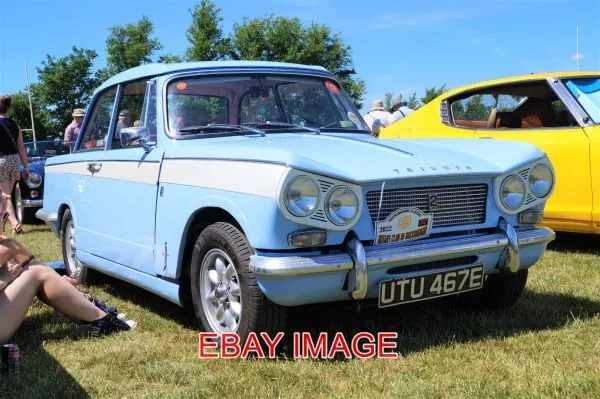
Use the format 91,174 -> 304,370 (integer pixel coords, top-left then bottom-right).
382,72 -> 600,236
14,140 -> 69,224
37,62 -> 555,342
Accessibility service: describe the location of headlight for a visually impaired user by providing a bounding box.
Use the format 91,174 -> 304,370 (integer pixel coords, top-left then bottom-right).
26,172 -> 42,188
284,176 -> 319,216
529,163 -> 553,197
500,175 -> 526,210
325,186 -> 359,225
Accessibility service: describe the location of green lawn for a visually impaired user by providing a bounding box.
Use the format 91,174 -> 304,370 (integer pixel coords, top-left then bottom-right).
1,226 -> 599,398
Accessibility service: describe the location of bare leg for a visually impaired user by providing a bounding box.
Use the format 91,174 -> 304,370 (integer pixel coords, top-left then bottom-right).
0,180 -> 17,227
0,262 -> 106,344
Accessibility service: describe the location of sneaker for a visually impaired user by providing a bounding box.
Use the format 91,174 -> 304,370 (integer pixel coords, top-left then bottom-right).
90,313 -> 136,337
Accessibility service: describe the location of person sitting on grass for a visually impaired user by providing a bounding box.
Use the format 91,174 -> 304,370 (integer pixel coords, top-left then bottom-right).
0,237 -> 136,345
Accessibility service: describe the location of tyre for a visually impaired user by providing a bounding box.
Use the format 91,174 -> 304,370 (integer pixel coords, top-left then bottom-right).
190,222 -> 286,343
14,184 -> 35,224
60,209 -> 88,284
459,270 -> 528,309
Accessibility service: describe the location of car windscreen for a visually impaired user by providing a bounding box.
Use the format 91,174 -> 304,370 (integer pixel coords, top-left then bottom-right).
564,77 -> 600,123
166,74 -> 369,136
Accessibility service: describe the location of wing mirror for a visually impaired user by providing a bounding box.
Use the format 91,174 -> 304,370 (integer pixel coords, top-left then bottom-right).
120,127 -> 152,152
371,119 -> 382,137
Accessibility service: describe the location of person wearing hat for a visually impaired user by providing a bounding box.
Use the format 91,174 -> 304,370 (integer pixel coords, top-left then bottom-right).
115,109 -> 132,140
390,96 -> 415,123
64,108 -> 85,151
363,99 -> 394,129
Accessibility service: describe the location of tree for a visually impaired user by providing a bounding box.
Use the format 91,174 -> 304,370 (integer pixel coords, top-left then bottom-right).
5,92 -> 54,141
230,15 -> 366,108
406,92 -> 420,110
33,47 -> 100,134
384,92 -> 394,112
463,95 -> 491,120
158,54 -> 184,64
105,16 -> 162,76
421,85 -> 446,105
185,0 -> 230,61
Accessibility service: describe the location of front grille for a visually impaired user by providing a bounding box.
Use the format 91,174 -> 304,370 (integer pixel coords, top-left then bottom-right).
365,184 -> 488,227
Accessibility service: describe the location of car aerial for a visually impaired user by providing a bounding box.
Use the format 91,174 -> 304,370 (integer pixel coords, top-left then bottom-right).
14,140 -> 70,224
382,72 -> 600,236
36,61 -> 556,342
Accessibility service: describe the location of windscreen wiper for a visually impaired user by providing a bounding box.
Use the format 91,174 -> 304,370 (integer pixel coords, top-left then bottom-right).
178,124 -> 266,136
242,121 -> 320,134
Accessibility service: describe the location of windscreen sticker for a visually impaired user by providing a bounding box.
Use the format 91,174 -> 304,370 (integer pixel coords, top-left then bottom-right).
176,82 -> 188,90
347,111 -> 360,126
325,80 -> 341,94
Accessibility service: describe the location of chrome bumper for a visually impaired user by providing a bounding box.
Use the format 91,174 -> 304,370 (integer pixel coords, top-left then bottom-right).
22,199 -> 43,208
35,208 -> 59,235
249,222 -> 556,300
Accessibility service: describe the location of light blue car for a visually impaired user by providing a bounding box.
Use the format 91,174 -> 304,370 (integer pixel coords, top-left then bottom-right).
37,61 -> 555,341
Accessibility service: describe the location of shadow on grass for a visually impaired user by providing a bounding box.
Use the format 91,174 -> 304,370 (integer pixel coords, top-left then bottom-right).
86,271 -> 600,359
0,312 -> 92,398
549,232 -> 600,255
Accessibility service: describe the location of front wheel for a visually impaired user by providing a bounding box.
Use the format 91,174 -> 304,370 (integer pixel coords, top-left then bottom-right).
460,270 -> 528,309
14,184 -> 35,224
190,222 -> 286,343
60,209 -> 88,284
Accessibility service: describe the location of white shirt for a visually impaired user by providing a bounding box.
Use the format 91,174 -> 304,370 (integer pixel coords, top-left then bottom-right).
391,106 -> 415,123
363,110 -> 394,129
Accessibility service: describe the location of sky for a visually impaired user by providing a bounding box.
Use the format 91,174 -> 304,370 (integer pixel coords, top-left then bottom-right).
1,0 -> 599,112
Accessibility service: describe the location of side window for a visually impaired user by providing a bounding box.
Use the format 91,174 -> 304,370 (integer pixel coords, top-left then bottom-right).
79,88 -> 117,151
450,94 -> 495,127
239,87 -> 283,124
112,79 -> 148,149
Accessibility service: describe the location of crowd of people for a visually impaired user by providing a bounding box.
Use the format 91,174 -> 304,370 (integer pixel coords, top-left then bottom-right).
0,95 -> 136,346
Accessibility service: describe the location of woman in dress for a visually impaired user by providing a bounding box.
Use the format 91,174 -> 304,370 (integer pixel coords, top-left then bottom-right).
0,96 -> 30,234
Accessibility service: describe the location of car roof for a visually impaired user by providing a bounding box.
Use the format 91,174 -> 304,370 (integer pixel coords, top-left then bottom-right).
95,61 -> 331,93
443,71 -> 600,98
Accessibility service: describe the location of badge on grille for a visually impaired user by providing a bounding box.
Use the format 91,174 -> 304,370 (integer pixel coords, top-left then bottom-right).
428,194 -> 440,212
375,208 -> 432,245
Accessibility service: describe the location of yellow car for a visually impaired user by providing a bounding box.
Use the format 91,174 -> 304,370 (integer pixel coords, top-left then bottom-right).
382,72 -> 600,234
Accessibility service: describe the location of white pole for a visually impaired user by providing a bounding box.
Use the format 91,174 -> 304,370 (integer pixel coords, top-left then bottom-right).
576,24 -> 579,71
24,61 -> 37,149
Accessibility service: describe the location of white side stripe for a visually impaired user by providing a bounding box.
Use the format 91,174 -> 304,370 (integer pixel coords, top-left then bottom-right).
46,161 -> 160,185
160,159 -> 287,198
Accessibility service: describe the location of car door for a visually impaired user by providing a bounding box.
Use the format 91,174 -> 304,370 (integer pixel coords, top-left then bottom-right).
467,80 -> 593,228
80,78 -> 163,274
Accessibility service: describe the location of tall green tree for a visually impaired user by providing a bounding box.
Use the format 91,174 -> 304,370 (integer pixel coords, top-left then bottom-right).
158,54 -> 184,64
185,0 -> 230,61
421,85 -> 446,105
33,47 -> 100,133
463,95 -> 491,120
230,15 -> 366,108
5,92 -> 54,141
406,92 -> 420,110
384,92 -> 394,112
105,16 -> 162,76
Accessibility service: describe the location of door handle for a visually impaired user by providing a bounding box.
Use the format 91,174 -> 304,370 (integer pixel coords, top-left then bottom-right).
87,163 -> 102,174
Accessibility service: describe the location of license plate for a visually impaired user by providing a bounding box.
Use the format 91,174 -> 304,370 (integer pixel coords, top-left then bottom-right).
378,264 -> 484,308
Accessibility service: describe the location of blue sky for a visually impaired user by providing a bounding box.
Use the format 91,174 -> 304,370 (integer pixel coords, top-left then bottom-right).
1,0 -> 599,111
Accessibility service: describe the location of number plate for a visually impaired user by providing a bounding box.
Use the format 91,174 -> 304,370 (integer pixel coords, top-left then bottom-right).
378,265 -> 484,308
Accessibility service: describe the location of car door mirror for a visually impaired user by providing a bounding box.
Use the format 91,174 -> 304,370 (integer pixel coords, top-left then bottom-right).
120,127 -> 152,152
371,119 -> 382,137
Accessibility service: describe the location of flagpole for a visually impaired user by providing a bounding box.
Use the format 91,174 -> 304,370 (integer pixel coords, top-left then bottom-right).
24,61 -> 37,148
576,24 -> 579,71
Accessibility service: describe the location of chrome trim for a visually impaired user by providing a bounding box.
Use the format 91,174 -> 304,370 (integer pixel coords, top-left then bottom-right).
35,208 -> 59,235
249,226 -> 555,277
546,77 -> 593,127
346,238 -> 368,300
498,218 -> 520,273
22,199 -> 43,208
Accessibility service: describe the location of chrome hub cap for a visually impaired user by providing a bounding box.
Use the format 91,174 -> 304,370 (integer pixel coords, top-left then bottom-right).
199,249 -> 242,333
64,220 -> 83,279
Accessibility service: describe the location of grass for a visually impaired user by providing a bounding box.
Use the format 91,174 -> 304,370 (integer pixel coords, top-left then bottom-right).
1,225 -> 599,398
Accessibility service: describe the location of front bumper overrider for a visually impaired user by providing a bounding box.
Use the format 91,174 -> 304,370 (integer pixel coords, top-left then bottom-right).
249,222 -> 555,304
36,208 -> 59,235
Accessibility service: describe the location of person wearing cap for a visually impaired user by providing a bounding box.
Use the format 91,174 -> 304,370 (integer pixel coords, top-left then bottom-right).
390,96 -> 415,123
363,99 -> 394,129
64,109 -> 85,151
115,109 -> 132,140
